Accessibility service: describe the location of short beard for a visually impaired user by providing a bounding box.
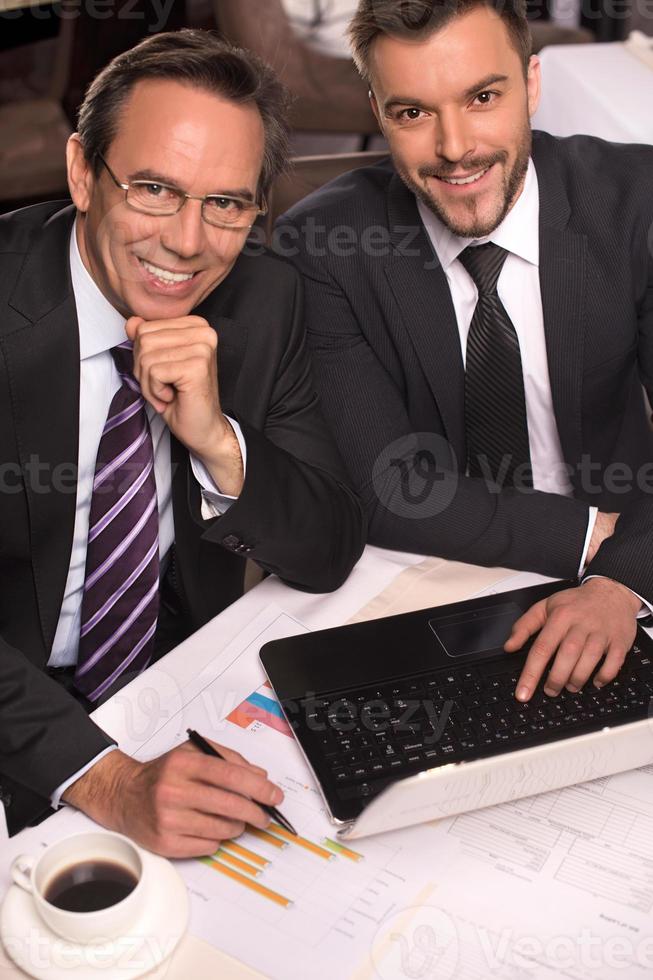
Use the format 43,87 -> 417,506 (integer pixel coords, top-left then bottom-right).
396,122 -> 532,239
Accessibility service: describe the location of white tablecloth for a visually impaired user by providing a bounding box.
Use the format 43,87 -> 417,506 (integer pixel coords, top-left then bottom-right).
532,41 -> 653,144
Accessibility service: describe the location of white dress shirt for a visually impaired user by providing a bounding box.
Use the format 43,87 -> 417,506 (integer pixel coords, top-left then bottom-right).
416,160 -> 596,574
49,225 -> 247,805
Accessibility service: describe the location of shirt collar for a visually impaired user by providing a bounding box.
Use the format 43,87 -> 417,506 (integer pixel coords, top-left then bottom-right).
416,157 -> 539,271
69,220 -> 129,361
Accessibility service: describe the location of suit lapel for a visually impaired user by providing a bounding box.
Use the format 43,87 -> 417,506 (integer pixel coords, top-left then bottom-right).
383,174 -> 466,464
533,134 -> 588,473
193,272 -> 249,415
2,206 -> 80,655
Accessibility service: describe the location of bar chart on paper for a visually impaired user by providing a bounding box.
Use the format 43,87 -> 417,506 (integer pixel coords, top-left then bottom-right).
180,755 -> 450,980
226,681 -> 293,739
198,822 -> 364,911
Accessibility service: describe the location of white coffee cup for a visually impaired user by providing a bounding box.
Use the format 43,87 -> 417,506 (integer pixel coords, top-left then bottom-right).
10,831 -> 146,944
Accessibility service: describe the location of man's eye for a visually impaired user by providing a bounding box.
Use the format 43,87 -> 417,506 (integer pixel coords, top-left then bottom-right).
397,108 -> 424,122
474,91 -> 497,106
206,196 -> 245,213
141,183 -> 177,201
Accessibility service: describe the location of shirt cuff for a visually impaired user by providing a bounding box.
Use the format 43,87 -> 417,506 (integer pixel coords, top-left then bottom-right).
50,745 -> 119,809
577,506 -> 598,577
582,575 -> 653,618
189,416 -> 247,519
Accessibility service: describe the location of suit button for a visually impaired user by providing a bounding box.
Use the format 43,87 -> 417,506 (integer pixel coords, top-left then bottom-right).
222,534 -> 241,550
0,784 -> 12,808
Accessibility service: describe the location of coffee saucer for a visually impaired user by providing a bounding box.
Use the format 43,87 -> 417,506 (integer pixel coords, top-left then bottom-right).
0,848 -> 188,979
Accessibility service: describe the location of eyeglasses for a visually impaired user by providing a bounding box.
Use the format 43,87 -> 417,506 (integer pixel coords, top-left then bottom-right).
97,154 -> 267,229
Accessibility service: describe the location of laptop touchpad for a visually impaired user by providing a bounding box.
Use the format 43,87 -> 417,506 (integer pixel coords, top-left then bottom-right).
428,602 -> 522,659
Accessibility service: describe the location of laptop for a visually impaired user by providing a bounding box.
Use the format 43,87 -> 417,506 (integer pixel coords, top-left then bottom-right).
260,581 -> 653,839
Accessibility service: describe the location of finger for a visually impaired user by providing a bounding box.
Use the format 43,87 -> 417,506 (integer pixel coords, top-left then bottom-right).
180,739 -> 268,778
131,316 -> 211,339
134,324 -> 217,353
137,344 -> 215,381
593,640 -> 629,688
137,347 -> 214,410
186,755 -> 283,807
208,741 -> 268,777
542,626 -> 592,695
515,616 -> 568,701
192,786 -> 272,830
125,315 -> 145,342
166,809 -> 249,842
136,355 -> 201,412
146,836 -> 225,860
147,829 -> 244,860
134,330 -> 217,368
142,356 -> 213,411
504,599 -> 548,652
565,633 -> 608,692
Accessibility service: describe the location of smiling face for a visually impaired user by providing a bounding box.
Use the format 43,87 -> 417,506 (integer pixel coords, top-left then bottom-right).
67,78 -> 265,320
370,6 -> 540,238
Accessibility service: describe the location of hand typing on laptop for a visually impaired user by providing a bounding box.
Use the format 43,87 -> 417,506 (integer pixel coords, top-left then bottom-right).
507,578 -> 641,702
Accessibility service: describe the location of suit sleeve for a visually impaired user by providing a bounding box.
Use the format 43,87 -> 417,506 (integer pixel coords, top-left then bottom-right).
199,268 -> 366,593
585,213 -> 653,601
0,634 -> 115,816
278,217 -> 590,580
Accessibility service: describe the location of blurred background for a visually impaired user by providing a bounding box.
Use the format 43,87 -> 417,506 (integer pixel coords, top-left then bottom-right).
0,0 -> 651,219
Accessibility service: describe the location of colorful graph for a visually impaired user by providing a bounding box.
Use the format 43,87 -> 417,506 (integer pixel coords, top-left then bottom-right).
226,681 -> 293,737
198,823 -> 364,909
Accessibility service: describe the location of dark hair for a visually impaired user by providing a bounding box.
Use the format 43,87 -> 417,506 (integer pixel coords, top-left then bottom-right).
350,0 -> 532,82
76,29 -> 291,198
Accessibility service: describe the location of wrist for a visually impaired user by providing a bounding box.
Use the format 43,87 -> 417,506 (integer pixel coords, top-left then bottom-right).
587,511 -> 618,564
63,749 -> 139,831
195,416 -> 244,497
581,577 -> 642,615
195,415 -> 239,469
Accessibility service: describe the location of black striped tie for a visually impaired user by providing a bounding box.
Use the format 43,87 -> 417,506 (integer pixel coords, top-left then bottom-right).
459,243 -> 532,488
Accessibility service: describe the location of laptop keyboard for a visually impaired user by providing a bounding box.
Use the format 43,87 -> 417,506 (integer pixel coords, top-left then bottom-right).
297,642 -> 653,806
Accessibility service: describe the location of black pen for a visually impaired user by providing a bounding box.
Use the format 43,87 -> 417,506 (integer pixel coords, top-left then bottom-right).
186,728 -> 297,836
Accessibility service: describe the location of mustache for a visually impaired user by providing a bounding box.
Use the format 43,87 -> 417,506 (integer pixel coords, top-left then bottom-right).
417,152 -> 507,180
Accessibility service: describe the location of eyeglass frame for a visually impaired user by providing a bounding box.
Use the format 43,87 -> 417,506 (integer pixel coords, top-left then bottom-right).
96,153 -> 268,229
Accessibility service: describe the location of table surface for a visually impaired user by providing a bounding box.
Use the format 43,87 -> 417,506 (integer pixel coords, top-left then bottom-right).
2,546 -> 652,978
532,41 -> 653,144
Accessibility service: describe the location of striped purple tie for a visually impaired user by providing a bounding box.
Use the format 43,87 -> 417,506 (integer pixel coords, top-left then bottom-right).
74,341 -> 159,703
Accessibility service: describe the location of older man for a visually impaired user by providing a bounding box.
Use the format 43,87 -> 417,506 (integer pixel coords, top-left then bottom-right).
0,29 -> 364,853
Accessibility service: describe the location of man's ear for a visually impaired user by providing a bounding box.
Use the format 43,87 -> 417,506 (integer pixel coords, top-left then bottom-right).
66,134 -> 94,213
526,54 -> 541,119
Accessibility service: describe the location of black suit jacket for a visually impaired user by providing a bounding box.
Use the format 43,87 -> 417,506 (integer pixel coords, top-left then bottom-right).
0,202 -> 365,834
277,131 -> 653,599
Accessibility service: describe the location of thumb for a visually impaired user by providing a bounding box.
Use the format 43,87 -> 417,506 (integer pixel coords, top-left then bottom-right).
125,316 -> 145,342
504,599 -> 548,651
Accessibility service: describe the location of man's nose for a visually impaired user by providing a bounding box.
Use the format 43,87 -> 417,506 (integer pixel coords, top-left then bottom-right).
161,198 -> 205,258
436,109 -> 476,164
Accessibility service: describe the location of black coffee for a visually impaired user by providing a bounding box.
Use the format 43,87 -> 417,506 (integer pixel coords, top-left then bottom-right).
44,861 -> 138,913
